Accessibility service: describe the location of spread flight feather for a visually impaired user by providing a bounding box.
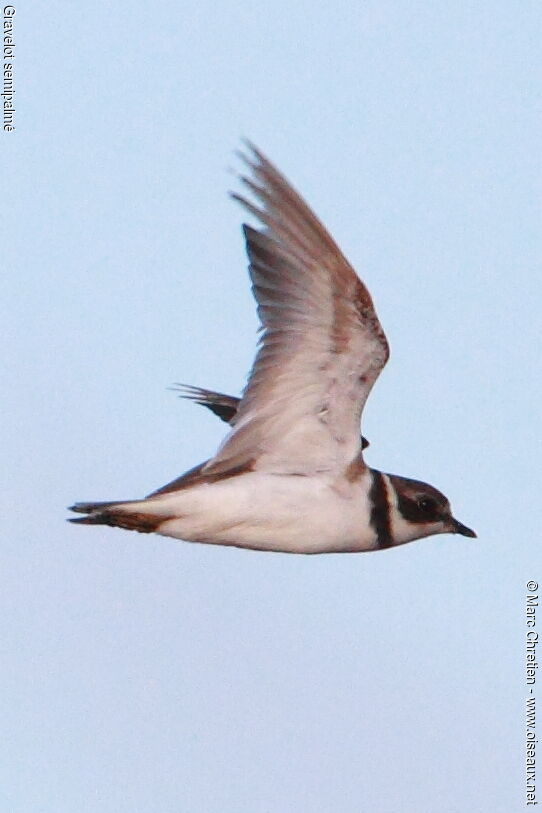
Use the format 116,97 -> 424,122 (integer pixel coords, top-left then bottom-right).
196,142 -> 389,479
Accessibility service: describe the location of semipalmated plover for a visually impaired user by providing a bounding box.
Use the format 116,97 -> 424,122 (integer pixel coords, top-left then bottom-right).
70,144 -> 476,552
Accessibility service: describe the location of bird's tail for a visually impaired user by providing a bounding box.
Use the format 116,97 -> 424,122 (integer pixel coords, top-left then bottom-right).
68,499 -> 171,534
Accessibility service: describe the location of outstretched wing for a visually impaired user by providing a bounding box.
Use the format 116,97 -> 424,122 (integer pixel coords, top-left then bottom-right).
202,143 -> 388,478
173,382 -> 370,449
171,384 -> 240,424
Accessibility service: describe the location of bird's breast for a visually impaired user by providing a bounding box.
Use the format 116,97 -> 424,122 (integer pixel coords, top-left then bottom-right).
155,469 -> 378,553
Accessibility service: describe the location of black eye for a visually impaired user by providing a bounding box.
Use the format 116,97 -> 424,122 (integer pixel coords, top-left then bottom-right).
417,497 -> 437,514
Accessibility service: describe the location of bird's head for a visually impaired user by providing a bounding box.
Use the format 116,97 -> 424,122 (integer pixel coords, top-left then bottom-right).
386,474 -> 476,545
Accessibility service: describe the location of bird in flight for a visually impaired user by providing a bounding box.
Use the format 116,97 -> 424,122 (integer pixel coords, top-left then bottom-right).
69,143 -> 476,552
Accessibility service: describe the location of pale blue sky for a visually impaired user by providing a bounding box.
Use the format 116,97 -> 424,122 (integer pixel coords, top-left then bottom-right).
2,1 -> 540,811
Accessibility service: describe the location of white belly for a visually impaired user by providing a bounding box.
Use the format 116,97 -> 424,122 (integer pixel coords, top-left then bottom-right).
148,470 -> 378,553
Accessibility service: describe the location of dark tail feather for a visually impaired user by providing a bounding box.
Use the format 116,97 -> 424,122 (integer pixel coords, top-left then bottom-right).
68,500 -> 170,534
69,514 -> 112,525
69,500 -> 123,514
